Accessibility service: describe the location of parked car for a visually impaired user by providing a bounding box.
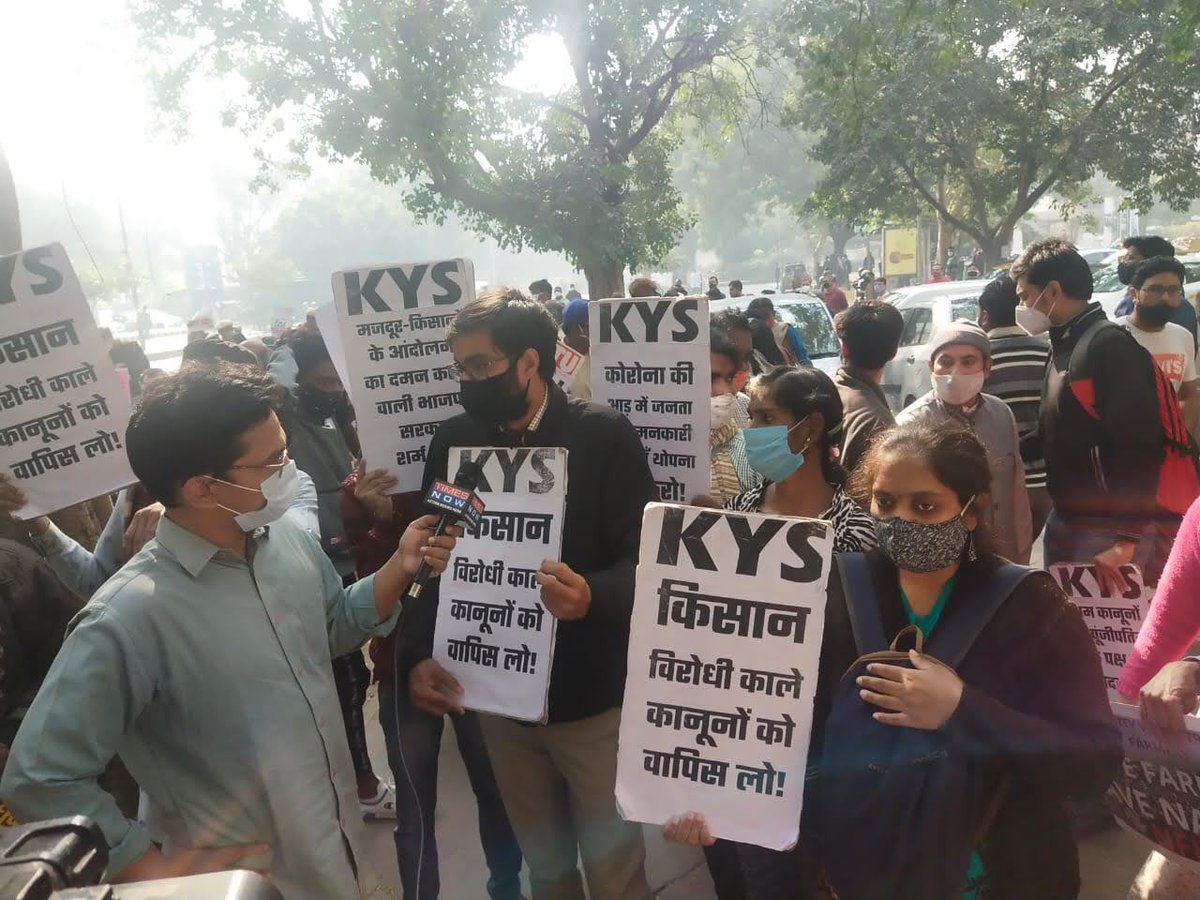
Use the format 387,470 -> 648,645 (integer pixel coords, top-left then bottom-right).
1091,252 -> 1200,319
880,280 -> 991,412
1079,247 -> 1119,272
709,293 -> 841,376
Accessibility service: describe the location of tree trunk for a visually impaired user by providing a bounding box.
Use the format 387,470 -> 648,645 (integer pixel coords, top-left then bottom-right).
583,258 -> 625,301
0,145 -> 20,255
977,234 -> 1006,270
830,221 -> 854,257
935,212 -> 955,267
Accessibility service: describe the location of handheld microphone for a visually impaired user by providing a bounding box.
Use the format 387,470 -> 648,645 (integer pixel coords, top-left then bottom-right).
405,460 -> 486,601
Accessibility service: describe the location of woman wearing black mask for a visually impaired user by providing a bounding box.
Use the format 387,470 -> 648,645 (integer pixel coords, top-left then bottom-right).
668,422 -> 1121,899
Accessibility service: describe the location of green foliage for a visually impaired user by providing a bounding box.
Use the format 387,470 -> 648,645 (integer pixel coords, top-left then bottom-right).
131,0 -> 754,295
784,0 -> 1200,261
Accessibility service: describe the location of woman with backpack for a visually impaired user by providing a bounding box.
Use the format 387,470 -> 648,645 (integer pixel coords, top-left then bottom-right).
667,421 -> 1121,899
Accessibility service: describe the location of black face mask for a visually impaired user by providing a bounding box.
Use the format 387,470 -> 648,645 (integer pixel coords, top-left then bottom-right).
459,365 -> 530,428
298,384 -> 346,419
1118,261 -> 1138,285
1135,302 -> 1174,328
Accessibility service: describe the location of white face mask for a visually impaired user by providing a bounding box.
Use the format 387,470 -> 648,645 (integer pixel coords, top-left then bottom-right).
710,393 -> 736,430
933,372 -> 986,407
211,460 -> 300,532
1016,287 -> 1055,335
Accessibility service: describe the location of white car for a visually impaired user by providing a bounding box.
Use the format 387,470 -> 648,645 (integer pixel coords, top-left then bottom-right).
709,293 -> 841,377
1091,253 -> 1200,320
880,280 -> 991,412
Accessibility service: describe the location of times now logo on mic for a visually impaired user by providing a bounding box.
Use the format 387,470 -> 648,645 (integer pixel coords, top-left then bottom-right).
426,481 -> 485,531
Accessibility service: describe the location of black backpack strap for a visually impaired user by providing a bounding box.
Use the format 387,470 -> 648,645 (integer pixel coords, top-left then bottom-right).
926,564 -> 1039,668
835,552 -> 889,655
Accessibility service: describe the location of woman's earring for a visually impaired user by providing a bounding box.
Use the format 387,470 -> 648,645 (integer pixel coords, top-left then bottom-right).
967,530 -> 978,562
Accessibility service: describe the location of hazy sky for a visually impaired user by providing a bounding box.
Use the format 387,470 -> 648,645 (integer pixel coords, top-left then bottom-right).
3,0 -> 571,246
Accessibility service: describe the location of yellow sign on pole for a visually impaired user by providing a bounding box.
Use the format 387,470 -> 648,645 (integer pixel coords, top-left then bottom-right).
883,227 -> 918,277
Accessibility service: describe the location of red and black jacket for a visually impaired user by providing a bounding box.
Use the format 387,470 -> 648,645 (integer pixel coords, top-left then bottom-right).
1023,302 -> 1163,542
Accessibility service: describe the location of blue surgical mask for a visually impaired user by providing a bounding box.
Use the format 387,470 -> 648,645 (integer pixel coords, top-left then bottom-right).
743,417 -> 811,482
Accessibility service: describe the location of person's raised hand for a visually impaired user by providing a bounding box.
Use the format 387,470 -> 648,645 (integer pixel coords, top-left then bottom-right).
353,460 -> 397,524
0,473 -> 49,534
396,515 -> 460,580
122,502 -> 165,558
407,658 -> 465,717
857,650 -> 965,730
1094,543 -> 1135,597
1139,660 -> 1200,734
663,812 -> 716,847
536,560 -> 591,621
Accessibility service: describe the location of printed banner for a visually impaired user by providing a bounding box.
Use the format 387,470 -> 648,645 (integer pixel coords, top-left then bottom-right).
589,297 -> 709,504
433,446 -> 566,722
1049,563 -> 1148,702
553,341 -> 585,394
1109,702 -> 1200,869
616,503 -> 834,850
882,227 -> 918,276
0,243 -> 135,518
332,258 -> 474,492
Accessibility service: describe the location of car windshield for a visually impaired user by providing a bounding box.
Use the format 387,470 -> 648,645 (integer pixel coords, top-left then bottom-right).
777,301 -> 840,358
1093,264 -> 1124,293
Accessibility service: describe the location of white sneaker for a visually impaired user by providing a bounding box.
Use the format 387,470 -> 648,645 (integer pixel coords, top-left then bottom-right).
359,783 -> 398,821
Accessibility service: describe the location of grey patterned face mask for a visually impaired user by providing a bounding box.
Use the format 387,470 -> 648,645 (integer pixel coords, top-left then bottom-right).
873,498 -> 975,574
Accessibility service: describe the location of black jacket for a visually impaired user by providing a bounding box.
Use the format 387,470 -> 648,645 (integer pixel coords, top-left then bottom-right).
281,392 -> 357,577
398,382 -> 657,723
0,540 -> 84,745
805,552 -> 1122,899
1023,302 -> 1162,541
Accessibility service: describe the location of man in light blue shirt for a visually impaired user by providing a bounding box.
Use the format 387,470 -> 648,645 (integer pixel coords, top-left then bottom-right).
1,367 -> 455,898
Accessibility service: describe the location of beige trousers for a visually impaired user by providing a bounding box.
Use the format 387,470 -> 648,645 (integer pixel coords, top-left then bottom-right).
481,707 -> 652,900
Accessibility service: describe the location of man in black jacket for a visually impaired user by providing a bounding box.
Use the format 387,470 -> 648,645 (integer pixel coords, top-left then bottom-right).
1012,239 -> 1167,590
402,290 -> 656,900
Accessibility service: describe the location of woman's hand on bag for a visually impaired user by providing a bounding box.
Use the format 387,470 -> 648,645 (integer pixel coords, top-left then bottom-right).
857,650 -> 964,730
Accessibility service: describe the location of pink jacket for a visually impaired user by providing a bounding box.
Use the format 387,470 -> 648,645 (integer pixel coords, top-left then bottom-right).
1118,498 -> 1200,698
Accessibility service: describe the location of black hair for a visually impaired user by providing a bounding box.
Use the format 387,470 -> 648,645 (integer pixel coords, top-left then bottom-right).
729,279 -> 743,291
746,297 -> 775,320
712,309 -> 753,334
1009,238 -> 1093,301
448,289 -> 558,381
834,300 -> 904,369
181,337 -> 259,368
849,421 -> 992,547
1124,236 -> 1175,259
528,278 -> 553,296
752,366 -> 847,486
1131,255 -> 1187,288
126,367 -> 277,505
290,328 -> 332,376
710,328 -> 742,370
978,275 -> 1019,327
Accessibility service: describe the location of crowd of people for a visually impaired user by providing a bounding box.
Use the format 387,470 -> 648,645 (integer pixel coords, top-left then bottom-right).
1,236 -> 1200,900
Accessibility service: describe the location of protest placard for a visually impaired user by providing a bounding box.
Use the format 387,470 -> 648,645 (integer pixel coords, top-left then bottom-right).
589,297 -> 709,503
312,303 -> 352,400
331,258 -> 474,492
553,341 -> 585,394
1048,563 -> 1148,701
1109,702 -> 1200,869
616,502 -> 833,850
0,243 -> 134,518
432,446 -> 567,722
